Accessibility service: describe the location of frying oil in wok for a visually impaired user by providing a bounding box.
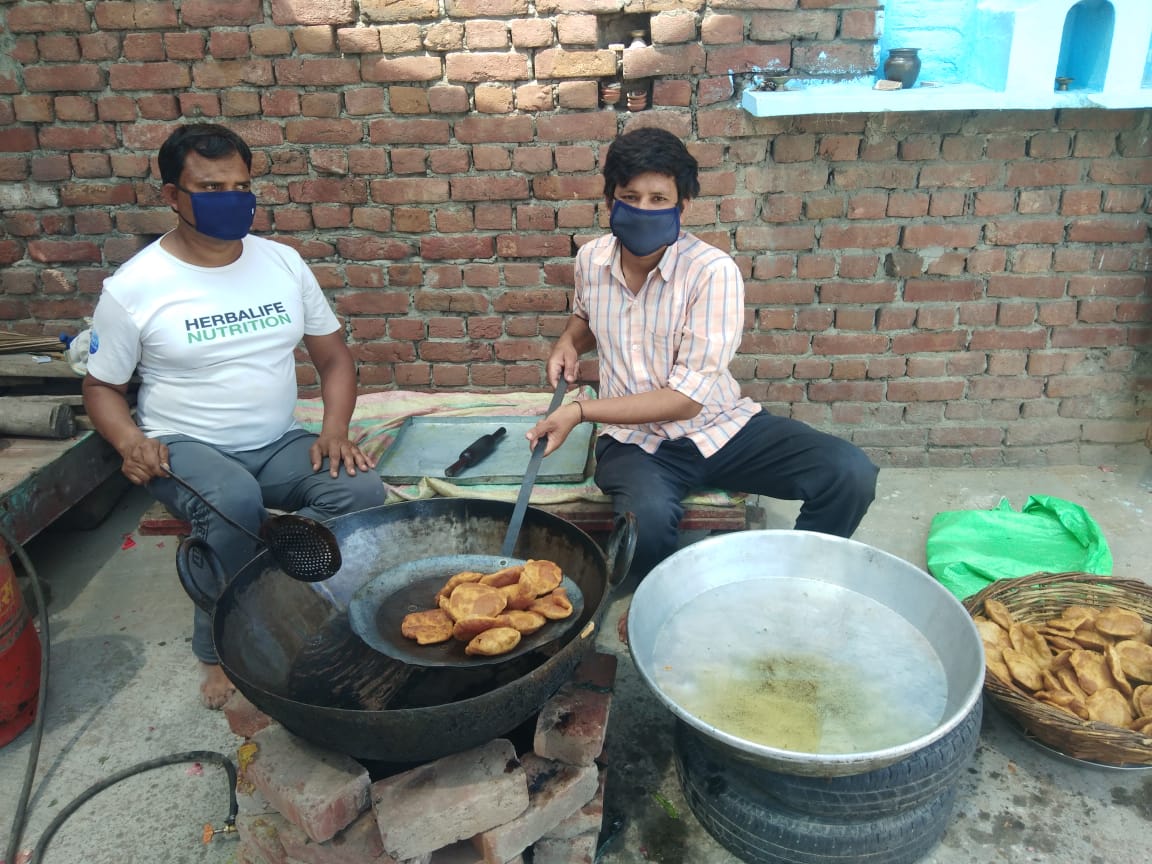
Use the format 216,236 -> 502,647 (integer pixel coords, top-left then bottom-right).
652,578 -> 948,754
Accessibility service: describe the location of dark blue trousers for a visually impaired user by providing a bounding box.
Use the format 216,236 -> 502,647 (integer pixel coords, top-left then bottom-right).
147,429 -> 386,663
593,410 -> 879,578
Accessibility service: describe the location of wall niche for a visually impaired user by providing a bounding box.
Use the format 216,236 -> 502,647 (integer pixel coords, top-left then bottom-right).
745,0 -> 1152,116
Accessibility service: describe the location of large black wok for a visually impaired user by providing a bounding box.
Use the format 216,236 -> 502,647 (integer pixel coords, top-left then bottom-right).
185,498 -> 634,764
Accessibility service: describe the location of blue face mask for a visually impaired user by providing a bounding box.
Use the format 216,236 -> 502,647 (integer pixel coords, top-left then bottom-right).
177,188 -> 256,241
609,199 -> 681,257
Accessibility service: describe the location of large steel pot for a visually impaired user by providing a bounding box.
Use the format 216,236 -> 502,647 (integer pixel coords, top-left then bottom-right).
628,530 -> 984,777
187,498 -> 634,764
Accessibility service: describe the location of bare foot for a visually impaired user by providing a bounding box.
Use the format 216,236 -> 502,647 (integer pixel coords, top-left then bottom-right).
199,662 -> 236,710
616,605 -> 629,647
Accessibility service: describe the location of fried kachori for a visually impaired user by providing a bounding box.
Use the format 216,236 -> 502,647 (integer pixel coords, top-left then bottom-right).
985,598 -> 1015,631
976,597 -> 1152,735
496,609 -> 548,635
401,559 -> 570,657
435,570 -> 485,603
401,608 -> 454,645
522,559 -> 563,595
465,626 -> 522,656
444,582 -> 507,621
1115,640 -> 1152,683
1085,688 -> 1134,728
530,586 -> 574,621
479,564 -> 525,589
1095,607 -> 1144,639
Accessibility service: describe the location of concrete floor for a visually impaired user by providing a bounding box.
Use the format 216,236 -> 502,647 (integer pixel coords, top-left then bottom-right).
2,463 -> 1150,864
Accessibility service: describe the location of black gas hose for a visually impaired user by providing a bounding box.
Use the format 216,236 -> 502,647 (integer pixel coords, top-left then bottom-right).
28,751 -> 238,864
1,523 -> 238,864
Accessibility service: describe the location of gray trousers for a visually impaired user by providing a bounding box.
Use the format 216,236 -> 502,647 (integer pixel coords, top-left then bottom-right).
147,429 -> 386,664
593,410 -> 879,579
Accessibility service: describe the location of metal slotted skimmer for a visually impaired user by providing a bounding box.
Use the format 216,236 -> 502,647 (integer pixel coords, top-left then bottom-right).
164,466 -> 342,583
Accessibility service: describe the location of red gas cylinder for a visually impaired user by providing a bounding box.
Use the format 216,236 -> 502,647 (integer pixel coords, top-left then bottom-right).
0,542 -> 41,748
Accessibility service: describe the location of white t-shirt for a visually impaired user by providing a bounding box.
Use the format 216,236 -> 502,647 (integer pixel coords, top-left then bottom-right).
88,234 -> 340,451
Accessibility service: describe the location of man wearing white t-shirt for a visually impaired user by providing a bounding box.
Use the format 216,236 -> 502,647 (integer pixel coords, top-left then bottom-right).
83,124 -> 385,708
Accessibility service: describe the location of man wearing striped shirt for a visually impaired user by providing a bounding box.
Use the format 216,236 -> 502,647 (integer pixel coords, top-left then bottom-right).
527,128 -> 878,578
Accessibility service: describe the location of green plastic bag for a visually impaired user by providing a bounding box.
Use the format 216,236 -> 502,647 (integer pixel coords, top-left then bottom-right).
925,494 -> 1113,600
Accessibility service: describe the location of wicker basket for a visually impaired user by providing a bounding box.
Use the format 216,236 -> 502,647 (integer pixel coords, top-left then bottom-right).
963,571 -> 1152,767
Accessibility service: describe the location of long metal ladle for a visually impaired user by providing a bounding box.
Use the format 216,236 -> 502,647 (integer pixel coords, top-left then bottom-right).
500,376 -> 568,557
162,464 -> 342,583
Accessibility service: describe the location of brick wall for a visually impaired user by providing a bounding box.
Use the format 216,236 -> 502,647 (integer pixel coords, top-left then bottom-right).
1,0 -> 1149,467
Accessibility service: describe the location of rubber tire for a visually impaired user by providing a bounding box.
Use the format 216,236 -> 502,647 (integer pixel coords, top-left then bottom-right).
674,696 -> 982,819
676,736 -> 961,864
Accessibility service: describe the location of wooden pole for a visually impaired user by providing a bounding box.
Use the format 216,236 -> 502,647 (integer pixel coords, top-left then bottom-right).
0,397 -> 76,438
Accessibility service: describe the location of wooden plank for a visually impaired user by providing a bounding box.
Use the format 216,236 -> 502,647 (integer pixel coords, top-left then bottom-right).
0,354 -> 79,381
137,497 -> 750,538
0,430 -> 122,546
138,500 -> 191,537
544,499 -> 750,535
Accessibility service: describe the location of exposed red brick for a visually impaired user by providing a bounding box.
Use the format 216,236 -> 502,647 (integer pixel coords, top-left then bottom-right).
274,58 -> 361,86
372,738 -> 529,861
109,62 -> 191,90
285,119 -> 364,144
446,52 -> 530,83
182,0 -> 262,27
222,690 -> 276,739
8,2 -> 91,32
271,0 -> 357,26
362,55 -> 444,82
421,235 -> 496,259
24,65 -> 105,92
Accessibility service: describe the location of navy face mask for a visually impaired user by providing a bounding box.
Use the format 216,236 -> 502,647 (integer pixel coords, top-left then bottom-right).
609,199 -> 681,257
177,188 -> 256,241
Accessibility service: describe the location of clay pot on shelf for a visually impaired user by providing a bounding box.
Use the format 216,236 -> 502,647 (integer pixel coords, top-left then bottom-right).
883,48 -> 921,89
626,89 -> 648,111
601,82 -> 622,106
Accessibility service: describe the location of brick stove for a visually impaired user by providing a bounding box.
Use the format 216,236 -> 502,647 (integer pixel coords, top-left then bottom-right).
223,651 -> 617,864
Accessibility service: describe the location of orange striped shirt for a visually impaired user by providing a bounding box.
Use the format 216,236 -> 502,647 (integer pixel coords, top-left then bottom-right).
573,232 -> 760,457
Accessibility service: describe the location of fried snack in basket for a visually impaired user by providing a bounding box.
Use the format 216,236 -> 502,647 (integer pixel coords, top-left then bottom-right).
1115,640 -> 1152,682
974,595 -> 1152,737
1069,649 -> 1118,696
1003,648 -> 1045,691
1104,645 -> 1134,697
985,599 -> 1015,632
1135,684 -> 1152,714
1095,607 -> 1144,638
1073,628 -> 1112,652
975,618 -> 1010,650
1010,622 -> 1053,669
1085,688 -> 1134,727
